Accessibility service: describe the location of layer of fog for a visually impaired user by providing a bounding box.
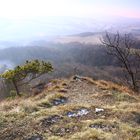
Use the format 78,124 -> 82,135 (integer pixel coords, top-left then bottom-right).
0,16 -> 140,44
0,16 -> 140,73
0,60 -> 15,73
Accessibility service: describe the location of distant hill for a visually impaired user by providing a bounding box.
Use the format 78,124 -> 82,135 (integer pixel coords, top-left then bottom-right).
54,32 -> 103,44
70,32 -> 101,37
0,41 -> 20,49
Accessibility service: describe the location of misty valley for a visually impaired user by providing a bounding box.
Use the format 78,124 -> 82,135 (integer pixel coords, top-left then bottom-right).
0,32 -> 140,97
0,1 -> 140,139
0,31 -> 140,99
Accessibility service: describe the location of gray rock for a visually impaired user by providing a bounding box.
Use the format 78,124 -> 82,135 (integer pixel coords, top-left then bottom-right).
89,123 -> 116,132
67,108 -> 89,118
73,75 -> 83,81
52,97 -> 68,106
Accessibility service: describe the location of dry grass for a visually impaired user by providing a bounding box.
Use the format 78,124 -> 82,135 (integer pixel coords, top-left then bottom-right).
84,77 -> 134,93
0,76 -> 140,140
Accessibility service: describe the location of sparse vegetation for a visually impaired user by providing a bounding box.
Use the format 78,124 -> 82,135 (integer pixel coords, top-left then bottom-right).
0,76 -> 139,140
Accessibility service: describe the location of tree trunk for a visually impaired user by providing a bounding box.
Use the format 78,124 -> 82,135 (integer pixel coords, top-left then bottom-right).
130,72 -> 138,92
12,80 -> 21,96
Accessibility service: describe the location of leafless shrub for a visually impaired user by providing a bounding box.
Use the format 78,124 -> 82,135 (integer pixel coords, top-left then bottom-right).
101,32 -> 140,92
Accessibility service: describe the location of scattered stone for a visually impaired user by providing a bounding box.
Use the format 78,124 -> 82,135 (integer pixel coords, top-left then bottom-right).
77,108 -> 89,116
53,127 -> 71,136
27,135 -> 43,140
67,108 -> 89,118
73,75 -> 83,81
95,108 -> 104,113
41,115 -> 62,126
67,112 -> 77,118
51,97 -> 68,106
39,97 -> 68,108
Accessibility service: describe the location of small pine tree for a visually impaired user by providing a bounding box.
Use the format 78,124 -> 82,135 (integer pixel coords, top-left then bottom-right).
0,60 -> 53,96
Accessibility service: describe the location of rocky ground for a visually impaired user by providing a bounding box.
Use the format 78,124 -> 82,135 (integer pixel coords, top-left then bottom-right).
0,76 -> 140,140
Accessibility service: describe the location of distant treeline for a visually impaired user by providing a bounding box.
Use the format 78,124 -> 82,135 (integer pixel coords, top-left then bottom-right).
0,40 -> 139,99
0,42 -> 122,67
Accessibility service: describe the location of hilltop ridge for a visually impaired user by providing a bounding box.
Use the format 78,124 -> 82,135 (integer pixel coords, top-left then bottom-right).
0,76 -> 140,140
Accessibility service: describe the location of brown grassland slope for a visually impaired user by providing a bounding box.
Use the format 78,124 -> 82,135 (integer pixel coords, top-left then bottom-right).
0,76 -> 140,140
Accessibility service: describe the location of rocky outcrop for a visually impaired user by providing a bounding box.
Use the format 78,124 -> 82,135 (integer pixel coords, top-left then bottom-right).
0,79 -> 13,100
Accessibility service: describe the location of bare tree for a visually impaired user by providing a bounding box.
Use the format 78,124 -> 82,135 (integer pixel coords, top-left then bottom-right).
101,32 -> 140,92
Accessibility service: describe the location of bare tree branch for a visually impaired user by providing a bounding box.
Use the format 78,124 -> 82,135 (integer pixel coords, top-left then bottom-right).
101,32 -> 140,92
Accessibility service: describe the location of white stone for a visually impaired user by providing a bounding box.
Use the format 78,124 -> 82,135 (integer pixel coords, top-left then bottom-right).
95,108 -> 104,113
67,108 -> 89,117
77,109 -> 89,116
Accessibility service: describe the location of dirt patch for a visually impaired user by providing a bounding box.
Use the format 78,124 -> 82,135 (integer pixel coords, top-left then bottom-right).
50,125 -> 80,136
27,135 -> 43,140
0,127 -> 26,140
112,110 -> 140,126
133,112 -> 140,124
128,112 -> 140,125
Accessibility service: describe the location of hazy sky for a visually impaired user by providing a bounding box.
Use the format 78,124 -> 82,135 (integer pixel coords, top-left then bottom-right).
0,0 -> 140,41
0,0 -> 140,19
